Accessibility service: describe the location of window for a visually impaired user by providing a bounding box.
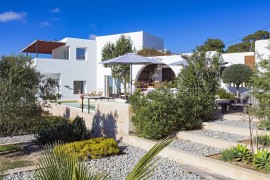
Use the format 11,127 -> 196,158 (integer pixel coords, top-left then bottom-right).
74,81 -> 86,94
76,48 -> 86,60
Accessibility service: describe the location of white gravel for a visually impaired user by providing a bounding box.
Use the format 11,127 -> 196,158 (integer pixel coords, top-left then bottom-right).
212,119 -> 256,129
169,140 -> 221,156
3,143 -> 219,180
87,143 -> 217,180
190,129 -> 249,142
0,134 -> 35,144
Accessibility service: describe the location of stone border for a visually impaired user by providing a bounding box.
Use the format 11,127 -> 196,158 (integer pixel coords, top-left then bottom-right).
123,135 -> 270,180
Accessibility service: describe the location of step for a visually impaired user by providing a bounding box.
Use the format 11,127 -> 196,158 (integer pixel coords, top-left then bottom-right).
177,131 -> 239,150
123,135 -> 270,180
190,129 -> 249,142
176,131 -> 267,153
169,139 -> 221,156
203,122 -> 270,136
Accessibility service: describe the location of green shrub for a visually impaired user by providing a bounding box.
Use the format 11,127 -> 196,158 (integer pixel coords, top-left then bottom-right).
36,116 -> 91,144
221,145 -> 252,163
55,138 -> 120,159
217,88 -> 235,99
253,149 -> 270,171
256,135 -> 270,146
221,148 -> 238,162
130,83 -> 203,140
130,84 -> 201,140
257,120 -> 270,130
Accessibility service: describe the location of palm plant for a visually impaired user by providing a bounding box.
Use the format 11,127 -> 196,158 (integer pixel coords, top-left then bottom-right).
34,136 -> 173,180
34,144 -> 107,180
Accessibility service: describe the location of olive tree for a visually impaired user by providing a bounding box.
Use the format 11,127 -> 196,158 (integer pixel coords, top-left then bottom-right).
221,64 -> 253,98
0,55 -> 42,136
101,35 -> 134,95
251,49 -> 270,130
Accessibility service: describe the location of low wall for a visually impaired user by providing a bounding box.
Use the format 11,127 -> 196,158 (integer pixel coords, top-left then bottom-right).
93,100 -> 132,139
43,102 -> 94,129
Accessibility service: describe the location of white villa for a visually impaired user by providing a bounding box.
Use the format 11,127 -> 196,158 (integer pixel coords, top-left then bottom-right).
21,31 -> 270,99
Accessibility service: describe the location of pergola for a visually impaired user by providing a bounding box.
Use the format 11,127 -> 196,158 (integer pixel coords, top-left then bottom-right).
21,40 -> 66,57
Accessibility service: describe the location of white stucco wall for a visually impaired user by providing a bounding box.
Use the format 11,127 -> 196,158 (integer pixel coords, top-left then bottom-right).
222,52 -> 254,65
95,31 -> 164,92
255,39 -> 270,62
34,38 -> 97,99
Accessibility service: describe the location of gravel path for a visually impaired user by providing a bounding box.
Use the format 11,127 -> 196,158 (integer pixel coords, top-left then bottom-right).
211,119 -> 256,129
169,140 -> 221,156
3,171 -> 34,180
3,143 -> 217,180
190,129 -> 249,142
0,134 -> 35,144
87,143 -> 216,180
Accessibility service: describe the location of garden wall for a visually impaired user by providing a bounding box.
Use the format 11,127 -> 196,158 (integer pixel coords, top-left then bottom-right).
93,100 -> 133,139
44,101 -> 133,139
43,102 -> 94,129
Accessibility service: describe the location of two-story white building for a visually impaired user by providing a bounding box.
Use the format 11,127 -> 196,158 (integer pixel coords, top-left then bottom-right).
21,31 -> 270,99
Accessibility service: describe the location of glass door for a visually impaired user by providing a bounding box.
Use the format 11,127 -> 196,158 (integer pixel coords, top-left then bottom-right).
105,76 -> 113,97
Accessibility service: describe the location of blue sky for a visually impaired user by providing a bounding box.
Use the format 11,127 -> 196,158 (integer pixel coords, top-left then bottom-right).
0,0 -> 270,55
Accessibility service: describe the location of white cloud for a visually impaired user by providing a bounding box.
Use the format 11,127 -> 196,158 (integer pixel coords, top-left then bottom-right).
89,34 -> 97,40
49,8 -> 60,13
0,11 -> 26,23
39,21 -> 51,28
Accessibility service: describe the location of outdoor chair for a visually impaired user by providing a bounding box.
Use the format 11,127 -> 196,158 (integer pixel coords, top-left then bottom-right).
97,91 -> 103,96
88,91 -> 97,96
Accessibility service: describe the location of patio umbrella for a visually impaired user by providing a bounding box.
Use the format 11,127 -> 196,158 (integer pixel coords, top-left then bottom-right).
99,53 -> 162,94
169,60 -> 188,66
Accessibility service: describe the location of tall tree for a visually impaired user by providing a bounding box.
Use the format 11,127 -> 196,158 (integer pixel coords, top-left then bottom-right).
221,64 -> 253,97
226,30 -> 270,53
0,55 -> 42,135
101,35 -> 134,95
242,30 -> 270,43
196,38 -> 225,52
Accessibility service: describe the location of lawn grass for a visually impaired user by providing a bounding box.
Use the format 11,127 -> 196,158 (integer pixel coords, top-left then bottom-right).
0,144 -> 21,153
56,100 -> 79,103
0,160 -> 32,173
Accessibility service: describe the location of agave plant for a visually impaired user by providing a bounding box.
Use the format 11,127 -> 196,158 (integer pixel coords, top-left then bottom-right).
253,149 -> 270,170
35,136 -> 173,180
233,144 -> 252,163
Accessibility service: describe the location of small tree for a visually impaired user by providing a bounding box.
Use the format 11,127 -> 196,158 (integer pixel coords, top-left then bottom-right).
39,77 -> 60,100
177,50 -> 221,122
221,64 -> 253,98
101,35 -> 134,95
0,55 -> 42,136
251,49 -> 270,124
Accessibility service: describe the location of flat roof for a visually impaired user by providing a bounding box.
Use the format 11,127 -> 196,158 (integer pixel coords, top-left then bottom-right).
21,40 -> 66,54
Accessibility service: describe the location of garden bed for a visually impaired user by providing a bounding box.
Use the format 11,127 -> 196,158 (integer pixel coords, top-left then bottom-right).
210,153 -> 270,174
0,142 -> 39,175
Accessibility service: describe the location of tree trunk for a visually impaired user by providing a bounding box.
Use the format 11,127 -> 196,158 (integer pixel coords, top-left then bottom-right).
236,85 -> 240,98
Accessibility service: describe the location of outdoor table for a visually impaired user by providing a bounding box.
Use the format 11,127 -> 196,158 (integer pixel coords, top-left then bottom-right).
216,99 -> 231,113
234,103 -> 250,113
